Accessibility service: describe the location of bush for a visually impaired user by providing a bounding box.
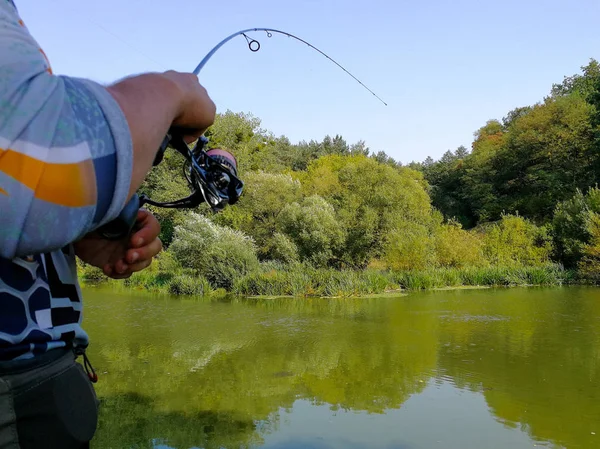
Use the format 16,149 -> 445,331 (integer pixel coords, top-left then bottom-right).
434,220 -> 487,268
263,232 -> 299,264
382,222 -> 435,271
276,195 -> 345,267
168,274 -> 212,296
482,214 -> 553,266
577,212 -> 600,282
78,262 -> 108,284
169,213 -> 260,289
552,186 -> 600,267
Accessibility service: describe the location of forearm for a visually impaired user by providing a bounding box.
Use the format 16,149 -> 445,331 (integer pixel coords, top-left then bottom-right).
106,73 -> 184,199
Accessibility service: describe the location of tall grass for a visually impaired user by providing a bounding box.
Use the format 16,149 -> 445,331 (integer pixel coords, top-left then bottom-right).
80,256 -> 567,298
78,256 -> 213,298
393,264 -> 565,291
233,264 -> 399,297
234,263 -> 566,297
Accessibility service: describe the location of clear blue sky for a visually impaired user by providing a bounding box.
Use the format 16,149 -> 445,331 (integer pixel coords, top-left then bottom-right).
16,0 -> 600,164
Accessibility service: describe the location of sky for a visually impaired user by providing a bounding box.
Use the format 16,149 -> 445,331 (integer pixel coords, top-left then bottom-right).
15,0 -> 600,164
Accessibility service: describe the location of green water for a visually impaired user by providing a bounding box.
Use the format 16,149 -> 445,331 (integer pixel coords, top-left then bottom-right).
82,286 -> 600,449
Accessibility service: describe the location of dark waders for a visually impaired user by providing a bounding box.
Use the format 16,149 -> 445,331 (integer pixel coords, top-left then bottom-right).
0,348 -> 99,449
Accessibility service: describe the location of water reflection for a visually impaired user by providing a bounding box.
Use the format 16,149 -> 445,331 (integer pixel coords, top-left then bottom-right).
82,287 -> 600,449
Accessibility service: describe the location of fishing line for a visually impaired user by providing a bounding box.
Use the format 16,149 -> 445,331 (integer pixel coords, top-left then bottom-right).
193,28 -> 388,106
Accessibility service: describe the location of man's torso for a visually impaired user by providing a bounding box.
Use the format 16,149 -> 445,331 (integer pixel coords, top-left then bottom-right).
0,249 -> 88,361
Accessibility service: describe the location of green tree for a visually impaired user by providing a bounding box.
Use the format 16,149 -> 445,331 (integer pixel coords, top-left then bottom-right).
577,211 -> 600,281
552,186 -> 600,267
276,195 -> 345,267
302,155 -> 434,268
422,147 -> 472,227
551,59 -> 600,100
213,171 -> 302,260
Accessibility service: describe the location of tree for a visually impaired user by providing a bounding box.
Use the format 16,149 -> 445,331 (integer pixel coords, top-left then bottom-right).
302,155 -> 434,268
550,59 -> 600,100
212,171 -> 302,260
552,186 -> 600,268
276,196 -> 345,267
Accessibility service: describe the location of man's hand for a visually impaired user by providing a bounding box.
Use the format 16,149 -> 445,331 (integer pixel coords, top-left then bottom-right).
74,209 -> 163,279
107,71 -> 216,199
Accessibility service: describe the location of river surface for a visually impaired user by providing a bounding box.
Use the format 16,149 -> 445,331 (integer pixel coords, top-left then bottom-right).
81,286 -> 600,449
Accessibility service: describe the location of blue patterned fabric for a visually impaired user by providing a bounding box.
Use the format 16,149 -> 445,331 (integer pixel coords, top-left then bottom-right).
0,1 -> 133,360
0,250 -> 87,360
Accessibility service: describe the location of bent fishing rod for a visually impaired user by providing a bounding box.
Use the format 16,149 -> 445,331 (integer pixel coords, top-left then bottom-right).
97,27 -> 387,240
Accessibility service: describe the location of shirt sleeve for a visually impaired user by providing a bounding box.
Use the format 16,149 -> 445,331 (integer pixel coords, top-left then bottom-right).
0,1 -> 133,259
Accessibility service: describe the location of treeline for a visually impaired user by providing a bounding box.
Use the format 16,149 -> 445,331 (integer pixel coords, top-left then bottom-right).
81,60 -> 600,295
414,59 -> 600,274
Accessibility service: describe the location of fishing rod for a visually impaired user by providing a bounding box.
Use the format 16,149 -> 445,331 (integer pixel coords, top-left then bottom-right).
194,28 -> 387,106
97,27 -> 386,240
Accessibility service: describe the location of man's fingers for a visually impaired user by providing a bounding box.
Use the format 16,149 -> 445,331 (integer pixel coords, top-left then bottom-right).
130,210 -> 161,248
125,258 -> 153,274
126,238 -> 162,264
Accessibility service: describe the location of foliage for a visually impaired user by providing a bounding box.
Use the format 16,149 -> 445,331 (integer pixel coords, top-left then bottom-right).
552,186 -> 600,268
276,195 -> 345,267
382,222 -> 435,271
213,171 -> 301,260
79,59 -> 600,293
232,263 -> 564,297
434,220 -> 487,268
577,212 -> 600,282
301,154 -> 434,268
421,59 -> 600,227
393,264 -> 563,290
262,232 -> 299,264
481,215 -> 553,267
169,213 -> 259,289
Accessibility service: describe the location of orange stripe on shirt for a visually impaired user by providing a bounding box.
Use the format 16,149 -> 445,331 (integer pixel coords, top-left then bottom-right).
0,148 -> 96,207
0,187 -> 7,196
38,48 -> 53,74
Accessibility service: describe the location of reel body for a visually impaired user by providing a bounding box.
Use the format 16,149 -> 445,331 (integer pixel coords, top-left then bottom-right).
96,134 -> 243,240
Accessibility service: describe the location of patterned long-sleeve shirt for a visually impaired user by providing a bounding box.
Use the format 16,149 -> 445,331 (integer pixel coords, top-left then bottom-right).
0,0 -> 133,360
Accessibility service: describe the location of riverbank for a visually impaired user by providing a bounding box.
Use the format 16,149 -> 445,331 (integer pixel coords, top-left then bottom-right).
79,261 -> 575,298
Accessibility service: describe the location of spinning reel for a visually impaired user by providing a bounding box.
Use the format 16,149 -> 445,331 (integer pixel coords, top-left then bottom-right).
97,133 -> 243,240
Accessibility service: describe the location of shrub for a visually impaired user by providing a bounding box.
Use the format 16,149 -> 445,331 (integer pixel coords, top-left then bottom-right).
482,214 -> 553,266
78,262 -> 107,284
276,195 -> 345,267
169,213 -> 260,289
263,232 -> 299,264
168,274 -> 212,296
434,220 -> 487,268
577,212 -> 600,282
552,186 -> 600,267
382,222 -> 435,271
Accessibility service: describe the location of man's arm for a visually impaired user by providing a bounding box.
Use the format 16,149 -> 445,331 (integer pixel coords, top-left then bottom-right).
0,2 -> 214,259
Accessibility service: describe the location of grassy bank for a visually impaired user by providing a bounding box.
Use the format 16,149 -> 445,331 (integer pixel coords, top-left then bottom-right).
79,257 -> 572,298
